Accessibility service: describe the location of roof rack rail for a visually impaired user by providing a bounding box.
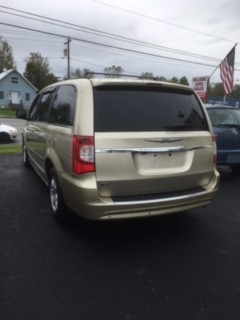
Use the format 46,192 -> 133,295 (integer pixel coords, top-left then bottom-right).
85,72 -> 157,80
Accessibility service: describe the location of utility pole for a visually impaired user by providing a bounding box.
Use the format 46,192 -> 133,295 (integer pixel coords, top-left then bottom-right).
64,37 -> 71,79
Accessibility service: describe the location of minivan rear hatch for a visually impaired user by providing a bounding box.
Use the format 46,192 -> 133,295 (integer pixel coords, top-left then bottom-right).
93,82 -> 214,199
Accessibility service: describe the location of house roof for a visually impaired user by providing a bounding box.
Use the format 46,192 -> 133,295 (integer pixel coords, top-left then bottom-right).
0,69 -> 12,80
0,69 -> 37,92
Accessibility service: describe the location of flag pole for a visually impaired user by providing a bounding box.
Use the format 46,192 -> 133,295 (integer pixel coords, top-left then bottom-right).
209,64 -> 219,81
223,95 -> 226,106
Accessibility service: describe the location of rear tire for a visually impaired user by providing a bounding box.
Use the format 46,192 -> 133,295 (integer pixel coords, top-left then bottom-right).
49,168 -> 68,222
0,132 -> 10,143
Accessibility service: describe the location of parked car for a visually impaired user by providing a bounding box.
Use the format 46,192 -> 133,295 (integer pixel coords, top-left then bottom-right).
21,79 -> 219,221
206,106 -> 240,172
0,123 -> 18,143
16,109 -> 28,119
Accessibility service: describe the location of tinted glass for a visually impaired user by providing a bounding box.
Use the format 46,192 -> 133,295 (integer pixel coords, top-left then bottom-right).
49,85 -> 77,126
207,108 -> 240,126
94,86 -> 208,132
29,95 -> 41,120
35,91 -> 55,122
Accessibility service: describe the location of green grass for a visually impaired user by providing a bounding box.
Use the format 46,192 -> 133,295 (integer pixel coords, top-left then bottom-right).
0,109 -> 16,118
0,143 -> 22,155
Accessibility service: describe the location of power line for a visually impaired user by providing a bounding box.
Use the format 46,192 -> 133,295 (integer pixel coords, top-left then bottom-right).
0,5 -> 233,65
94,0 -> 237,44
0,21 -> 219,69
2,20 -> 239,73
0,7 -> 239,73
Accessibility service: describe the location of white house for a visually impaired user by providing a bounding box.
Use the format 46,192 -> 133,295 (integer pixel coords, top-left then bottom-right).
0,69 -> 37,110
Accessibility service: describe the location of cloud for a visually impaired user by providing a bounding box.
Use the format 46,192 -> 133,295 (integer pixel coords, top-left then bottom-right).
0,0 -> 239,82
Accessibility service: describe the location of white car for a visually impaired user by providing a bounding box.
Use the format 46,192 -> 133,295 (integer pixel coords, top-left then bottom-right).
0,123 -> 18,143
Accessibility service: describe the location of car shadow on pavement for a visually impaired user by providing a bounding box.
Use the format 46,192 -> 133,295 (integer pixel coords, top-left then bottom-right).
58,209 -> 203,255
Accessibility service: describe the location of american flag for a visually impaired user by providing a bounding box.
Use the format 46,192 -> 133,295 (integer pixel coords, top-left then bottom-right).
220,46 -> 235,95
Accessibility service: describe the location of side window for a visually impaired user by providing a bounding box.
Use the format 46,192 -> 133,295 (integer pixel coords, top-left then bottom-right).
29,95 -> 41,120
49,85 -> 77,126
35,91 -> 55,122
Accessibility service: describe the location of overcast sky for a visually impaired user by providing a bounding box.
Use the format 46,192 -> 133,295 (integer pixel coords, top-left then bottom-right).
0,0 -> 239,84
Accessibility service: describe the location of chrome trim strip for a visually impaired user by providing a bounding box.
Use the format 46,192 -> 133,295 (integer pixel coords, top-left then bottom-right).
145,138 -> 184,143
111,190 -> 210,206
96,145 -> 212,154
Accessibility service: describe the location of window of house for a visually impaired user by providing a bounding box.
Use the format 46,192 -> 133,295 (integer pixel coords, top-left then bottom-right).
11,77 -> 19,84
25,93 -> 30,101
0,91 -> 4,99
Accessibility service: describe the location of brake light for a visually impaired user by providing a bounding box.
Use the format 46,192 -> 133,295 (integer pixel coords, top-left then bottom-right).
72,135 -> 95,174
212,135 -> 217,164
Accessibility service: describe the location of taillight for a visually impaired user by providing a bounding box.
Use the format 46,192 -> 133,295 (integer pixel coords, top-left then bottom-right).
72,135 -> 95,174
212,135 -> 217,164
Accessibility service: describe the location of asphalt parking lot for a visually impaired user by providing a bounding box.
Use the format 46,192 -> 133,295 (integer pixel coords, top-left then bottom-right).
1,155 -> 240,320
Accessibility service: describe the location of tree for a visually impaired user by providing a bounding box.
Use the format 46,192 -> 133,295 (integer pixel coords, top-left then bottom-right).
139,73 -> 169,81
0,36 -> 15,72
170,77 -> 179,84
208,82 -> 240,99
71,68 -> 82,79
71,68 -> 94,79
179,76 -> 189,85
24,52 -> 58,90
231,84 -> 240,99
139,72 -> 154,79
155,76 -> 167,81
104,65 -> 124,78
208,83 -> 224,96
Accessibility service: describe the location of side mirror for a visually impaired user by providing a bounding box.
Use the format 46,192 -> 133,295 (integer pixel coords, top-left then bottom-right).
16,110 -> 27,119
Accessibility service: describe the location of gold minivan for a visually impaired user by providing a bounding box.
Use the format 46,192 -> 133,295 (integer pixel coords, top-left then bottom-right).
22,79 -> 219,221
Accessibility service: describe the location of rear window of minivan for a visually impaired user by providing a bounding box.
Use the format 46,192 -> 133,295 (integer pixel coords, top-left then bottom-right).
94,85 -> 209,132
